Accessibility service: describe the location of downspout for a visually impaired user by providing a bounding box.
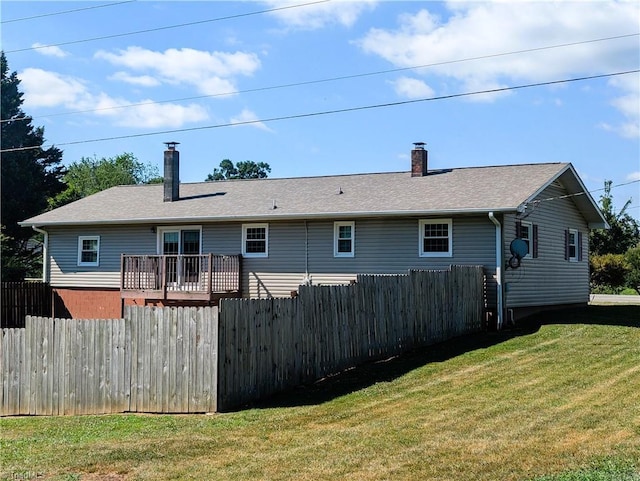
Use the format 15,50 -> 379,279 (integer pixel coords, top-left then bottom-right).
303,220 -> 311,285
31,226 -> 49,283
488,212 -> 504,330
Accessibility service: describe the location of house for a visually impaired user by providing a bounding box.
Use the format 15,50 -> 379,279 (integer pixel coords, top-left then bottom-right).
20,142 -> 607,327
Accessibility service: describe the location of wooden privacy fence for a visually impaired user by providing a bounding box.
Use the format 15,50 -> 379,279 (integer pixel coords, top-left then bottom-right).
1,282 -> 52,328
1,266 -> 485,415
217,266 -> 485,409
1,307 -> 218,416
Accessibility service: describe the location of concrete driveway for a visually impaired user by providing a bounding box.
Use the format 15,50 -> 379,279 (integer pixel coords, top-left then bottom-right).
590,294 -> 640,305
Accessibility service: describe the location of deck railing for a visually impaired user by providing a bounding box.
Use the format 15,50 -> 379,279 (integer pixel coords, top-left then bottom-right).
121,254 -> 241,300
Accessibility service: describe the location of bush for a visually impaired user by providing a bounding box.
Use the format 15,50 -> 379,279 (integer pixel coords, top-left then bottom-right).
624,245 -> 640,294
590,254 -> 629,292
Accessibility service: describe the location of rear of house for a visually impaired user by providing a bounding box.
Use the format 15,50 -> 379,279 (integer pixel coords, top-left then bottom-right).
20,143 -> 606,325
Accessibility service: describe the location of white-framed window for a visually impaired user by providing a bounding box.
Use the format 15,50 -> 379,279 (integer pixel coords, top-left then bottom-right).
157,226 -> 202,255
419,219 -> 452,257
334,221 -> 355,257
242,223 -> 268,258
156,226 -> 202,284
77,235 -> 100,266
567,228 -> 579,262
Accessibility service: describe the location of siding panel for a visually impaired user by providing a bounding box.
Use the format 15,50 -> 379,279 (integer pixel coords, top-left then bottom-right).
242,216 -> 496,300
49,226 -> 157,288
46,217 -> 497,302
504,184 -> 590,308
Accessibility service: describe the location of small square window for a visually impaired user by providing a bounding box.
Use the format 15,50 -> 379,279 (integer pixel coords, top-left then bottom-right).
242,224 -> 268,257
334,222 -> 355,257
419,219 -> 452,257
78,236 -> 100,266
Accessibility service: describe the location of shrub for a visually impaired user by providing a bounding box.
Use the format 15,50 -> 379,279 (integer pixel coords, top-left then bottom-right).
624,245 -> 640,294
590,254 -> 629,293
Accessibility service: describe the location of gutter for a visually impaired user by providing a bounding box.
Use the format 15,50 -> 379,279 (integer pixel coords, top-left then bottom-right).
19,207 -> 520,228
31,226 -> 49,283
488,212 -> 504,330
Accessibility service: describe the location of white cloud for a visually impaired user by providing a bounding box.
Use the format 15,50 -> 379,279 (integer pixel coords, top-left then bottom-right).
31,43 -> 69,58
608,73 -> 640,138
389,77 -> 434,99
627,171 -> 640,182
95,46 -> 261,95
18,68 -> 209,129
229,108 -> 273,132
110,72 -> 161,87
262,0 -> 377,30
19,68 -> 91,108
93,95 -> 209,128
356,1 -> 639,133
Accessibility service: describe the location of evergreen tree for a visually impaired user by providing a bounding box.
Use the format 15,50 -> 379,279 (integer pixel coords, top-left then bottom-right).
1,52 -> 66,280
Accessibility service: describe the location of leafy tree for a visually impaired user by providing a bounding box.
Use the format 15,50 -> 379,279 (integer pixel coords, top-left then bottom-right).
625,245 -> 640,294
206,159 -> 271,181
1,52 -> 66,280
590,180 -> 640,256
50,153 -> 160,208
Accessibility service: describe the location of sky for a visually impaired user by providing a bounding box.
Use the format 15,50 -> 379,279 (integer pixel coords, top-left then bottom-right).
2,0 -> 639,220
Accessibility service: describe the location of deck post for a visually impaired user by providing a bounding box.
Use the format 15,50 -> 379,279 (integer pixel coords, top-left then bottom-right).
120,254 -> 125,291
208,253 -> 214,298
162,256 -> 168,299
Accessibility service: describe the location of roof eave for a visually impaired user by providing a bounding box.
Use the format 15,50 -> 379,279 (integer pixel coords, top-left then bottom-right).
520,163 -> 607,229
19,207 -> 520,228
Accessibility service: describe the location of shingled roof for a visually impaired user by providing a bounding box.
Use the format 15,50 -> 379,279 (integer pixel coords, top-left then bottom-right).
20,162 -> 607,228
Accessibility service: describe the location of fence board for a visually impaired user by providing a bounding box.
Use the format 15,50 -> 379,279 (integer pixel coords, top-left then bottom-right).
1,306 -> 220,416
2,266 -> 484,416
1,282 -> 52,328
217,266 -> 485,411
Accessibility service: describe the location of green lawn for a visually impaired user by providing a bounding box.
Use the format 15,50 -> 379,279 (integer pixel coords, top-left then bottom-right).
1,305 -> 639,481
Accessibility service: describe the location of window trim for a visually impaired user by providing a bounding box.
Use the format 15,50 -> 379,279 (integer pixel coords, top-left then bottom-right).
242,223 -> 269,258
156,225 -> 202,255
419,219 -> 453,258
567,228 -> 579,262
334,221 -> 355,258
519,220 -> 533,257
77,235 -> 100,267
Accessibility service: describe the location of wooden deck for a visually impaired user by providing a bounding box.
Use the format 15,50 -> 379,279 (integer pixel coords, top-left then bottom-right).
120,254 -> 241,301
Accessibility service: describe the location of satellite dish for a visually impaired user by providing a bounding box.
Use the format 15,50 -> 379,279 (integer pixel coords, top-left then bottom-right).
508,238 -> 528,270
508,256 -> 521,269
510,238 -> 528,260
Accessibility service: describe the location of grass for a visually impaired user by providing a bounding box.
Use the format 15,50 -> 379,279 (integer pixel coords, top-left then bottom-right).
1,305 -> 639,481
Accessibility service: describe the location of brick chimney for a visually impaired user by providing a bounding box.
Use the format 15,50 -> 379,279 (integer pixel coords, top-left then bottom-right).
411,142 -> 428,177
163,141 -> 180,202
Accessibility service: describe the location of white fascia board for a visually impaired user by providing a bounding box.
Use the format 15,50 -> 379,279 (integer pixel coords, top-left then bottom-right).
19,207 -> 520,228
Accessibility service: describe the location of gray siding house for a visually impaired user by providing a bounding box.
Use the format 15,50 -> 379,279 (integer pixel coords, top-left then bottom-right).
20,143 -> 607,326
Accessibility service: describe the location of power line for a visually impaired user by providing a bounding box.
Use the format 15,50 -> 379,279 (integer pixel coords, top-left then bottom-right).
4,0 -> 330,54
3,33 -> 638,124
1,1 -> 136,24
518,179 -> 640,219
2,69 -> 637,153
535,179 -> 640,203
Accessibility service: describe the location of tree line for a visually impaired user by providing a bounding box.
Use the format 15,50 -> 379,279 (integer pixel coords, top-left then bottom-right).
589,181 -> 640,294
